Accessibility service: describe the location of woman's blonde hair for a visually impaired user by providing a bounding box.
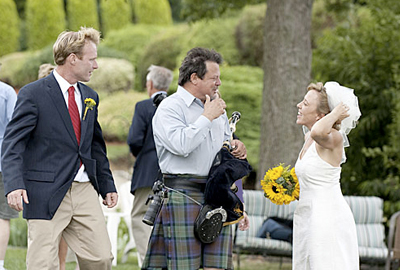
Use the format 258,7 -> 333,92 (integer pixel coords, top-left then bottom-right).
38,63 -> 55,79
53,27 -> 100,66
307,82 -> 340,131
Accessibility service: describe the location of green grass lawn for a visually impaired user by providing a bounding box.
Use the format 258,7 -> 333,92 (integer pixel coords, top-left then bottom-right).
5,247 -> 292,270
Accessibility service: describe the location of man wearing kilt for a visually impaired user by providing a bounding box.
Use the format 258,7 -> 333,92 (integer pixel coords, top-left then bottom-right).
141,47 -> 248,270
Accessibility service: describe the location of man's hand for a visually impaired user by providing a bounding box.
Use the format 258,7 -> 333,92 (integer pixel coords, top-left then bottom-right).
238,212 -> 250,231
7,189 -> 29,211
202,94 -> 226,121
231,139 -> 247,159
103,192 -> 118,208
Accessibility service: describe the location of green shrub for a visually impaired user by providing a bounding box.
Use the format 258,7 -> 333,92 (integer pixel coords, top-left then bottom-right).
0,0 -> 20,57
98,90 -> 148,141
97,44 -> 130,60
100,0 -> 131,36
9,213 -> 27,247
177,17 -> 241,66
67,0 -> 99,31
168,0 -> 183,22
87,58 -> 134,95
235,4 -> 266,67
136,25 -> 188,91
312,0 -> 400,221
0,51 -> 33,88
25,0 -> 66,50
180,0 -> 263,22
0,42 -> 129,90
102,24 -> 166,65
134,0 -> 173,25
12,45 -> 54,88
219,65 -> 263,171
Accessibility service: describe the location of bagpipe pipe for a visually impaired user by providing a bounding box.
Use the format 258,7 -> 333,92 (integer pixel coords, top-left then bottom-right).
194,110 -> 252,243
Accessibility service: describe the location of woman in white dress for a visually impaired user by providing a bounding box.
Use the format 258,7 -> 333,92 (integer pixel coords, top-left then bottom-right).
293,82 -> 361,269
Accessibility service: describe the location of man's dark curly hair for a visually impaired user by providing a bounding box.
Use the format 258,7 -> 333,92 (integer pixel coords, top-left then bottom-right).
178,47 -> 223,86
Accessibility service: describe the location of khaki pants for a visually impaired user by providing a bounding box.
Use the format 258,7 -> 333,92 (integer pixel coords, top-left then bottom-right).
131,187 -> 153,267
27,182 -> 113,270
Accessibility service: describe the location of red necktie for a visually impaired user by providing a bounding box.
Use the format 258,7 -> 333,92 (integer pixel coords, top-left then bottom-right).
68,86 -> 81,145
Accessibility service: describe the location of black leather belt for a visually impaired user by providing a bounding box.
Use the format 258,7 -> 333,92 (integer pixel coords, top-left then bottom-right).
163,174 -> 206,192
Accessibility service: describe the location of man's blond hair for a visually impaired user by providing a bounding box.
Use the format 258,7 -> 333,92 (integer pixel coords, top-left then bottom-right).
53,27 -> 100,66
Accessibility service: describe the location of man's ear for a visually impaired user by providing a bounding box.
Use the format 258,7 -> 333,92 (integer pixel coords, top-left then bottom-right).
190,73 -> 199,85
147,80 -> 153,90
67,53 -> 77,65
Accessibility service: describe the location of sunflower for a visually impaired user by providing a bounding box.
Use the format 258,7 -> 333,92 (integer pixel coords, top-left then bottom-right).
265,165 -> 284,181
262,181 -> 286,205
261,163 -> 299,205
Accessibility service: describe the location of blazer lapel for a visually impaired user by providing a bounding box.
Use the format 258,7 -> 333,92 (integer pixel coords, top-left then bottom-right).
79,83 -> 90,147
46,74 -> 78,145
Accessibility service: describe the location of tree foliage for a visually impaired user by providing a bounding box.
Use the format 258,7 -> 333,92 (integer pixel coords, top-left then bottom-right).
235,3 -> 266,67
136,25 -> 188,91
180,0 -> 264,22
25,0 -> 66,50
176,17 -> 241,66
134,0 -> 173,25
67,0 -> 99,31
100,0 -> 131,36
0,0 -> 20,57
312,0 -> 400,218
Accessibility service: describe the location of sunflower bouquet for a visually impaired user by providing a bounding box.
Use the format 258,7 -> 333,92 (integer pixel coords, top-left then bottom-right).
261,164 -> 300,205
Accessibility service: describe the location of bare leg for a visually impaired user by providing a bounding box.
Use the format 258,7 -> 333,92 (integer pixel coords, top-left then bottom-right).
0,219 -> 10,270
0,219 -> 10,261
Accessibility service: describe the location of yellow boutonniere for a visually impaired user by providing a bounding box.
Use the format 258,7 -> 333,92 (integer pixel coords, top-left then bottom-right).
83,98 -> 96,120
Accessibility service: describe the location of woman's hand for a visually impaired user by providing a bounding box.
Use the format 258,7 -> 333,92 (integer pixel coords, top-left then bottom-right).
331,102 -> 350,123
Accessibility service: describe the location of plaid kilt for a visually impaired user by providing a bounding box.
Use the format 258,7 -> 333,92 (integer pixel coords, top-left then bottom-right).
141,186 -> 233,270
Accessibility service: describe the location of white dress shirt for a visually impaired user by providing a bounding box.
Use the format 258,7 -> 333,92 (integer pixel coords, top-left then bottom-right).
152,85 -> 231,177
53,70 -> 89,182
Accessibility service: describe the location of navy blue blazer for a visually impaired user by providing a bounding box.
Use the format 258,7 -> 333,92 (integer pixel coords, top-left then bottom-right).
127,98 -> 159,194
1,73 -> 116,220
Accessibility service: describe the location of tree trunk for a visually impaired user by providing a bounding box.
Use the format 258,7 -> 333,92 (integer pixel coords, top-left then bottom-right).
257,0 -> 313,187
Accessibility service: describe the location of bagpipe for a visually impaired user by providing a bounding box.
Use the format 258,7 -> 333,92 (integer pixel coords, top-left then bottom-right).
194,111 -> 253,243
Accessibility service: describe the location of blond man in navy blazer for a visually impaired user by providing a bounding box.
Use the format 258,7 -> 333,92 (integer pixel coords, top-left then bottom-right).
1,27 -> 117,270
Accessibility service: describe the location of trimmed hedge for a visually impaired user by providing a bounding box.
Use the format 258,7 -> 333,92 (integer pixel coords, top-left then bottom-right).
235,4 -> 266,67
100,0 -> 131,36
134,0 -> 173,25
102,24 -> 167,65
0,0 -> 20,57
25,0 -> 66,50
136,24 -> 188,91
67,0 -> 99,31
87,58 -> 134,94
177,17 -> 241,66
219,65 -> 263,171
98,90 -> 148,141
0,51 -> 33,88
0,43 -> 128,89
13,45 -> 54,88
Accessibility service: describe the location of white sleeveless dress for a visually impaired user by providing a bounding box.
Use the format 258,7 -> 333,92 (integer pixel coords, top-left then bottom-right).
293,141 -> 359,269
